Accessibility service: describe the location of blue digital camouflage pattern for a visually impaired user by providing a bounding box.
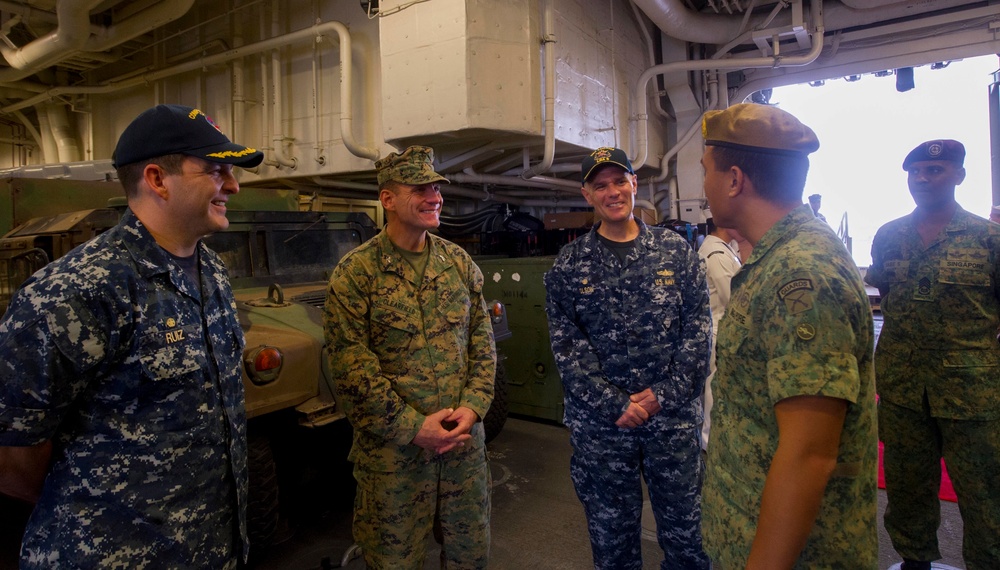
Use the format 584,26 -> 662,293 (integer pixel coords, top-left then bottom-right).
0,209 -> 248,568
544,220 -> 712,569
703,205 -> 878,569
866,206 -> 1000,568
325,229 -> 495,569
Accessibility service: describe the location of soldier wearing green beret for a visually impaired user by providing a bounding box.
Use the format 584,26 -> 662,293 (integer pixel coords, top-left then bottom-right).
324,145 -> 495,569
699,103 -> 879,569
866,139 -> 1000,570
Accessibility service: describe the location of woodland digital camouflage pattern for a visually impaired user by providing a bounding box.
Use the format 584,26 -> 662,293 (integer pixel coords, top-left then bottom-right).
324,229 -> 495,569
374,145 -> 450,187
703,205 -> 878,569
544,220 -> 712,569
866,206 -> 1000,568
0,209 -> 248,568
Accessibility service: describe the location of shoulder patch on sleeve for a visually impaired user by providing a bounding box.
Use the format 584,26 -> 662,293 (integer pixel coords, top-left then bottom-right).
778,278 -> 814,315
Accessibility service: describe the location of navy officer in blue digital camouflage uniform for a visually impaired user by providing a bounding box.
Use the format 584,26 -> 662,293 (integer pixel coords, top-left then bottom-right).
0,104 -> 262,568
544,147 -> 712,569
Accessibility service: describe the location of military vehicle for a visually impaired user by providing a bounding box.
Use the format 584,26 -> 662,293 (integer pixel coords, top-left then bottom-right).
0,197 -> 512,551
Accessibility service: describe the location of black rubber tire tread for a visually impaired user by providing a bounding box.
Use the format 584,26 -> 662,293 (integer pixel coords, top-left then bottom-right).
484,355 -> 509,443
246,434 -> 280,557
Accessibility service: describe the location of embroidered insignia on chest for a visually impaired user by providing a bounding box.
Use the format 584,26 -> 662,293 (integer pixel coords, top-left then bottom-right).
778,278 -> 814,315
166,317 -> 176,328
796,323 -> 816,341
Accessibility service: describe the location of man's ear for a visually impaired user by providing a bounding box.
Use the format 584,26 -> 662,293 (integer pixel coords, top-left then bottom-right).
142,164 -> 170,200
729,165 -> 747,198
379,187 -> 395,211
955,166 -> 967,186
580,185 -> 595,207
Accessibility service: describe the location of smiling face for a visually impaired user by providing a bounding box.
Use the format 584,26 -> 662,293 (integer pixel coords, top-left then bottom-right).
906,159 -> 965,210
382,181 -> 443,236
582,165 -> 637,225
166,156 -> 239,239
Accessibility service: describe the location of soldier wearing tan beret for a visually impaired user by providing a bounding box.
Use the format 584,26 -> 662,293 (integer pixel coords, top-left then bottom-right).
699,103 -> 879,569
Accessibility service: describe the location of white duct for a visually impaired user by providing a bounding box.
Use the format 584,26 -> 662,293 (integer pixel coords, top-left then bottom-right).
0,0 -> 197,84
519,0 -> 556,179
34,105 -> 58,162
0,20 -> 378,162
269,5 -> 296,169
42,102 -> 81,162
630,2 -> 826,169
633,0 -> 976,47
0,0 -> 103,72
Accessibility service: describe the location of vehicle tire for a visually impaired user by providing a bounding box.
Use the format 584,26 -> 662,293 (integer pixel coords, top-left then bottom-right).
246,433 -> 280,557
484,355 -> 509,443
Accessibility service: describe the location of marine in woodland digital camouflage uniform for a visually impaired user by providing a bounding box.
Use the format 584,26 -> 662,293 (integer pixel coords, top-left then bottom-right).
325,146 -> 495,570
866,139 -> 1000,569
0,104 -> 261,568
544,147 -> 712,569
700,104 -> 878,569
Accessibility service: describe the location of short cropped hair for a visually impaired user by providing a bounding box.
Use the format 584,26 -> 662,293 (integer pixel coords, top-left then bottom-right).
116,154 -> 187,199
709,146 -> 810,204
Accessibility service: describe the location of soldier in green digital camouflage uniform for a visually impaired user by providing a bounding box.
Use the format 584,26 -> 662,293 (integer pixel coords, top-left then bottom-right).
700,104 -> 879,569
866,139 -> 1000,570
324,146 -> 495,570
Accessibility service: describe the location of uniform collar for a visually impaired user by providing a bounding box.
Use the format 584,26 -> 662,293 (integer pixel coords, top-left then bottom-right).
120,208 -> 217,299
374,229 -> 454,283
746,203 -> 817,266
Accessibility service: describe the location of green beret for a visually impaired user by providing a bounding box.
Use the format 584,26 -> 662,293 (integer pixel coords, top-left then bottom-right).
375,145 -> 450,186
702,103 -> 819,157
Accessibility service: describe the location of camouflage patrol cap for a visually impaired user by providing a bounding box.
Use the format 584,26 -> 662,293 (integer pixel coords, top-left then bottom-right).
702,103 -> 819,156
375,146 -> 450,186
902,139 -> 965,170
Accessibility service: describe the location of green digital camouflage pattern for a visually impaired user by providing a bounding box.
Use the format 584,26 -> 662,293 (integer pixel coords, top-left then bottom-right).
880,399 -> 1000,568
866,206 -> 1000,419
703,205 -> 878,569
0,209 -> 248,568
867,207 -> 1000,568
324,229 -> 494,568
353,454 -> 491,570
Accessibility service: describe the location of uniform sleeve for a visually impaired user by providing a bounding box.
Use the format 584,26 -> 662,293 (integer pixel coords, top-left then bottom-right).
324,260 -> 424,446
457,260 -> 496,420
543,254 -> 630,423
651,244 -> 712,408
765,270 -> 864,406
0,285 -> 110,446
865,227 -> 888,293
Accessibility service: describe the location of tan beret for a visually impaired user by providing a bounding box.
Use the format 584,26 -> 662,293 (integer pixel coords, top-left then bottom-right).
375,145 -> 450,186
702,103 -> 819,156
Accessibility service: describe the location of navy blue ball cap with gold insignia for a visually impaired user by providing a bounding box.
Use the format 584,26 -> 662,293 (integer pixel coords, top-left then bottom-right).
901,139 -> 965,170
113,104 -> 264,169
582,147 -> 634,183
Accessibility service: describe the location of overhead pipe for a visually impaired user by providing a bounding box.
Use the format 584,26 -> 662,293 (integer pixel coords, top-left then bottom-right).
0,0 -> 197,84
0,0 -> 103,76
520,0 -> 556,179
270,5 -> 296,169
630,2 -> 825,169
0,20 -> 379,161
632,0 -> 973,47
42,102 -> 81,162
